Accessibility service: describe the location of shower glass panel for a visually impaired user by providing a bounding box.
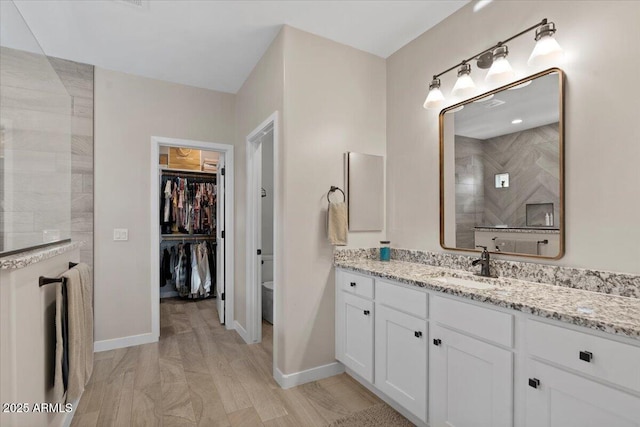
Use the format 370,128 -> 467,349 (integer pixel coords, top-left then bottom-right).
0,0 -> 72,254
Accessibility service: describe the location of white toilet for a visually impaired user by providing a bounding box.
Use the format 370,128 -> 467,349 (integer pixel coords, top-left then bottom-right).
261,255 -> 274,324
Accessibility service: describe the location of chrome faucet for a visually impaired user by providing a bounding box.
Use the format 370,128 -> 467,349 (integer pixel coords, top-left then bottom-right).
472,245 -> 492,277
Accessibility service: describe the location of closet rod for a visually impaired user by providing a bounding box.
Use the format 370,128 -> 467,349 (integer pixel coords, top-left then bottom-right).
161,234 -> 217,241
161,170 -> 217,180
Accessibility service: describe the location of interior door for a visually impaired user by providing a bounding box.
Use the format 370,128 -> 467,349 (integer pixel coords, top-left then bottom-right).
216,155 -> 225,324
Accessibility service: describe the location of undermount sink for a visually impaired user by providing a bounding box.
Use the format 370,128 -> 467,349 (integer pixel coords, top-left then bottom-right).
433,276 -> 496,290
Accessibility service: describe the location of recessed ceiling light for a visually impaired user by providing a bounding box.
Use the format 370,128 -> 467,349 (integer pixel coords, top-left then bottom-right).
512,119 -> 523,124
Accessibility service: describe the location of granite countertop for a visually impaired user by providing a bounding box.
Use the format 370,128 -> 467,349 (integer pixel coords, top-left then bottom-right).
335,258 -> 640,342
0,241 -> 82,270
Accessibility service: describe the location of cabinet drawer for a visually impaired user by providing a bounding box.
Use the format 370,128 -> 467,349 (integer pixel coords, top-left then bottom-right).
526,319 -> 640,393
340,270 -> 374,299
376,279 -> 427,319
430,295 -> 513,347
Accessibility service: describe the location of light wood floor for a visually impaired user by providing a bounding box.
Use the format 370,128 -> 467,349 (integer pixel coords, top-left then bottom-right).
71,297 -> 385,426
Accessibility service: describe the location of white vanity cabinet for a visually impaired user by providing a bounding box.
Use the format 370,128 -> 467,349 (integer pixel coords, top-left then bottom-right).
429,296 -> 514,427
374,280 -> 428,422
334,267 -> 640,427
335,271 -> 375,382
524,320 -> 640,427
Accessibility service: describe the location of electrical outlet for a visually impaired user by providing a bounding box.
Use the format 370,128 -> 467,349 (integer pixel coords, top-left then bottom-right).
113,228 -> 129,241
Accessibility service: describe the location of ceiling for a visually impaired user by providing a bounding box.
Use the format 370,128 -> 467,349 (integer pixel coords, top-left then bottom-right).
12,0 -> 468,94
452,72 -> 560,140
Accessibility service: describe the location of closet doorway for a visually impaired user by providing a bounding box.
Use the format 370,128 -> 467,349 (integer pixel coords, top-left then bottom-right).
150,137 -> 235,340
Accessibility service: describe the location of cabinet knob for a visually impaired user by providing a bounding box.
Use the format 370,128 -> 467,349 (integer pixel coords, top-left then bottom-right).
528,378 -> 540,389
363,310 -> 370,316
433,338 -> 442,346
350,282 -> 357,287
414,331 -> 423,338
579,351 -> 593,362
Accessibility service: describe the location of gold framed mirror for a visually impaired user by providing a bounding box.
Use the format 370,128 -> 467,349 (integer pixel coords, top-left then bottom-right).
439,68 -> 564,259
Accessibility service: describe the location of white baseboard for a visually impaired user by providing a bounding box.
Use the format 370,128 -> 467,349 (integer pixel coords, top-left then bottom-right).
234,320 -> 251,344
275,362 -> 344,389
93,332 -> 157,352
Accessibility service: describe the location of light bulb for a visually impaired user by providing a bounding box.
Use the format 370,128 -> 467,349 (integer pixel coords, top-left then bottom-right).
423,78 -> 445,109
485,46 -> 515,85
528,31 -> 563,66
451,63 -> 476,98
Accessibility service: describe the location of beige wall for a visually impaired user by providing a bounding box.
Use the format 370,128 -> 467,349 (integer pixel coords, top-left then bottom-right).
387,0 -> 640,274
280,27 -> 386,373
94,69 -> 235,343
234,30 -> 285,333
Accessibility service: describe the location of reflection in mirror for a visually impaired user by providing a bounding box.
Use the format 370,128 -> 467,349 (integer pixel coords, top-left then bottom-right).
440,69 -> 564,259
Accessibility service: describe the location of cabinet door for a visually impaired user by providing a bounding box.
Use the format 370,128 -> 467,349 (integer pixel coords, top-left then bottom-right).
338,292 -> 374,382
430,324 -> 513,427
526,360 -> 640,427
375,305 -> 428,422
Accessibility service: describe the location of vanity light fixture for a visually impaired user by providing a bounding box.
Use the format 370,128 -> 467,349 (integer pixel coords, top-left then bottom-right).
528,22 -> 564,66
451,63 -> 476,98
485,45 -> 515,85
423,18 -> 562,109
512,119 -> 523,124
423,78 -> 445,109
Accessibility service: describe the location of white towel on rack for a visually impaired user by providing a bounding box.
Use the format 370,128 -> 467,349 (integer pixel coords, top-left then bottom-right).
328,201 -> 348,246
53,263 -> 93,403
515,240 -> 538,255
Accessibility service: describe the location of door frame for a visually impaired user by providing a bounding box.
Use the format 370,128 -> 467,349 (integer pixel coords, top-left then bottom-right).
150,136 -> 235,339
246,111 -> 279,347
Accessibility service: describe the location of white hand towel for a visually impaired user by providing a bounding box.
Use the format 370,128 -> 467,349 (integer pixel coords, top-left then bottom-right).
515,240 -> 538,255
328,201 -> 348,246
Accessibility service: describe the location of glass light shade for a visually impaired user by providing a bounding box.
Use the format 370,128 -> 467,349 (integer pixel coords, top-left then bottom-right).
452,74 -> 476,98
485,56 -> 515,85
528,35 -> 564,66
423,87 -> 445,109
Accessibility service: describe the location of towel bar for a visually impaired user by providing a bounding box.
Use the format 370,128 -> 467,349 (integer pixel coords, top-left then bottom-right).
39,276 -> 67,287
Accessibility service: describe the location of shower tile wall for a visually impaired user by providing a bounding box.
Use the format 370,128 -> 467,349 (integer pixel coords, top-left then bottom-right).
455,136 -> 484,249
482,123 -> 560,227
49,58 -> 94,267
0,47 -> 72,252
454,123 -> 559,249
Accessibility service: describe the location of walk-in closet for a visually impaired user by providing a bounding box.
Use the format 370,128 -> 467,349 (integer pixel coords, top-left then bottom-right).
158,145 -> 225,332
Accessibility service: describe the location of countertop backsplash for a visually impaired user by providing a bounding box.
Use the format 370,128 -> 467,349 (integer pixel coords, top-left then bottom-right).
335,247 -> 640,299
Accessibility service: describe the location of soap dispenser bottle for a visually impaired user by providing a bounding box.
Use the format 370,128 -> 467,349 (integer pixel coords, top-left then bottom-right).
544,212 -> 550,226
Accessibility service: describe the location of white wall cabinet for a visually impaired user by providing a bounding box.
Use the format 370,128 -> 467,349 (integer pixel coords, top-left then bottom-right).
336,291 -> 374,382
525,360 -> 640,427
375,304 -> 427,422
429,324 -> 513,427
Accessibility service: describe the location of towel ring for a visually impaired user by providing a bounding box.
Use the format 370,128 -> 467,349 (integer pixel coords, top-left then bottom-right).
327,186 -> 345,203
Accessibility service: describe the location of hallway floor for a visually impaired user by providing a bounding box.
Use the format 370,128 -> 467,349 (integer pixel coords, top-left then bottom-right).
71,297 -> 386,426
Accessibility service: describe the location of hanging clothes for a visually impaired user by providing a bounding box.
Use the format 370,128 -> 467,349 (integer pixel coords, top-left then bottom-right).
160,172 -> 216,237
197,242 -> 212,295
160,248 -> 172,287
162,240 -> 216,299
